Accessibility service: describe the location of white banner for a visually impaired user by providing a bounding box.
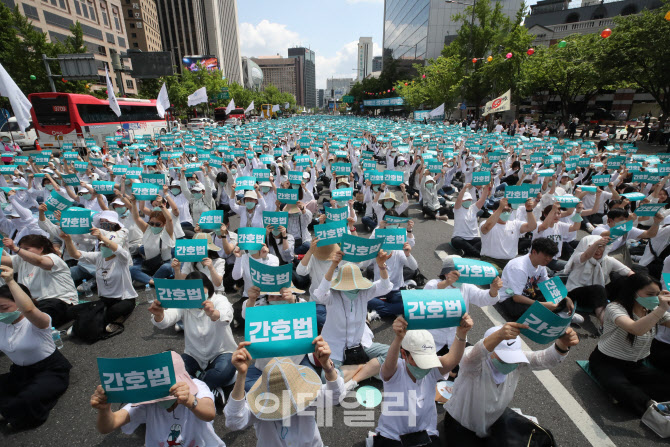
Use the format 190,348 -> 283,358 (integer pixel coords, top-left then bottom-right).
272,104 -> 280,112
187,87 -> 208,107
429,103 -> 445,118
105,68 -> 121,117
244,101 -> 255,114
482,89 -> 511,116
156,82 -> 170,118
0,62 -> 32,132
225,98 -> 235,115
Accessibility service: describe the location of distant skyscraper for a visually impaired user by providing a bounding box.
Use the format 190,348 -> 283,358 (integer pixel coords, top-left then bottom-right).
326,78 -> 354,100
317,89 -> 325,109
372,56 -> 383,72
252,56 -> 303,105
357,37 -> 373,81
122,0 -> 163,52
288,47 -> 316,109
156,0 -> 243,84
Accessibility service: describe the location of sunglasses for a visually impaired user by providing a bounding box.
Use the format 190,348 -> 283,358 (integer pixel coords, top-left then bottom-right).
147,221 -> 163,227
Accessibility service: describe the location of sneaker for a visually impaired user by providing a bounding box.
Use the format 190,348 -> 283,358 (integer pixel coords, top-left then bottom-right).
105,323 -> 122,333
344,380 -> 358,392
571,313 -> 585,325
174,322 -> 184,332
585,223 -> 595,234
213,387 -> 225,414
367,310 -> 381,322
66,326 -> 74,337
403,279 -> 417,289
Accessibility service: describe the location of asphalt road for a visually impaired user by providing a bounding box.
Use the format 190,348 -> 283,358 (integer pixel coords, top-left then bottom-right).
3,139 -> 669,446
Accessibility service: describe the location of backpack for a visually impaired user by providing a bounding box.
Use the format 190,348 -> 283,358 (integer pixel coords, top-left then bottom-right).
72,301 -> 124,344
648,237 -> 670,279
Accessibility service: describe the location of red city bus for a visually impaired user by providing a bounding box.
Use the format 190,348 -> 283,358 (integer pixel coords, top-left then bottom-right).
214,107 -> 245,124
28,92 -> 168,149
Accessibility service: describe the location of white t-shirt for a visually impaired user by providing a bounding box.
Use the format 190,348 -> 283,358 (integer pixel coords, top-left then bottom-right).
532,221 -> 571,259
122,379 -> 224,447
593,223 -> 644,251
375,358 -> 443,441
0,315 -> 55,366
11,253 -> 78,304
582,190 -> 612,214
453,205 -> 480,239
499,254 -> 549,302
480,220 -> 524,260
79,248 -> 137,299
142,228 -> 176,261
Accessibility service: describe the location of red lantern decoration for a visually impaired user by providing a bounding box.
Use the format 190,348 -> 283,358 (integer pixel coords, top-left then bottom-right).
404,82 -> 408,86
422,74 -> 426,79
392,87 -> 395,91
472,58 -> 477,64
506,53 -> 513,59
601,28 -> 612,39
527,48 -> 535,55
387,89 -> 390,93
62,78 -> 67,83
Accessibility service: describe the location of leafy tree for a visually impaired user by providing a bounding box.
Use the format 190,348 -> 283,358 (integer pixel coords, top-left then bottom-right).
602,2 -> 670,125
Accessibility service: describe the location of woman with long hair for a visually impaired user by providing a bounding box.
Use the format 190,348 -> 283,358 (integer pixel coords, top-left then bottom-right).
588,273 -> 670,417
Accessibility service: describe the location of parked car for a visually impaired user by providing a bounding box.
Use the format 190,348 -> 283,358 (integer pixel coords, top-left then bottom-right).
0,117 -> 37,149
187,118 -> 209,130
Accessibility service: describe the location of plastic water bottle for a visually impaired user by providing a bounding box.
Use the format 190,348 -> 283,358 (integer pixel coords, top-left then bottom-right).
145,284 -> 154,304
52,327 -> 63,349
83,279 -> 93,298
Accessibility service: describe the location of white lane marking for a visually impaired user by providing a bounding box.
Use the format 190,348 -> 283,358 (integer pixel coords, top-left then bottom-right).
478,305 -> 617,447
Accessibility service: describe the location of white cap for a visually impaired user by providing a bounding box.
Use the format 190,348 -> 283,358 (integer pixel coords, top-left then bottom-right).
111,198 -> 125,207
94,210 -> 124,228
401,330 -> 442,369
191,183 -> 205,192
483,326 -> 529,364
463,192 -> 473,201
170,180 -> 180,187
243,190 -> 258,200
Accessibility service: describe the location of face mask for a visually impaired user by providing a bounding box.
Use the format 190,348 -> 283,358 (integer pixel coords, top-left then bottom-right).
386,224 -> 399,229
218,182 -> 226,187
568,173 -> 575,179
491,357 -> 519,375
342,290 -> 359,301
447,162 -> 454,168
425,183 -> 434,190
45,184 -> 54,191
292,184 -> 300,189
171,188 -> 181,196
245,201 -> 256,210
271,229 -> 281,237
636,295 -> 659,311
406,363 -> 432,380
570,213 -> 583,223
81,193 -> 92,201
462,201 -> 472,209
100,246 -> 114,258
150,226 -> 163,234
240,163 -> 246,169
268,299 -> 290,305
125,179 -> 132,185
372,186 -> 379,192
261,186 -> 270,194
383,201 -> 394,210
115,207 -> 127,216
499,211 -> 511,222
152,206 -> 162,212
157,398 -> 177,410
0,310 -> 21,325
248,249 -> 260,256
192,193 -> 203,200
188,180 -> 195,187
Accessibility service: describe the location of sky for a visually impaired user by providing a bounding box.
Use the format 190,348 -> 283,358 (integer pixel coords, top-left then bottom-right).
237,0 -> 540,90
237,0 -> 385,90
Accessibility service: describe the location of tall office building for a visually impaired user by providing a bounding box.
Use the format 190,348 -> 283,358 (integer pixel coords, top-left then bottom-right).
372,56 -> 383,72
357,37 -> 373,81
288,47 -> 316,109
383,0 -> 523,63
3,0 -> 137,94
317,89 -> 325,109
156,0 -> 243,84
252,56 -> 303,105
122,0 -> 162,52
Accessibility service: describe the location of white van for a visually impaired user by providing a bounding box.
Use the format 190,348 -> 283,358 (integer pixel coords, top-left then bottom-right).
0,117 -> 38,149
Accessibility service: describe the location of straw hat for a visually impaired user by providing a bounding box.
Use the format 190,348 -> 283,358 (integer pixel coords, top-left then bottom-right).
313,243 -> 339,261
331,262 -> 373,291
247,357 -> 322,421
377,190 -> 400,204
193,232 -> 221,251
262,283 -> 305,296
285,203 -> 301,214
244,190 -> 258,200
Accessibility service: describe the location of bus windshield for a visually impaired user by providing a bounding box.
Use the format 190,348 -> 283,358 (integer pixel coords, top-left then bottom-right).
31,96 -> 71,126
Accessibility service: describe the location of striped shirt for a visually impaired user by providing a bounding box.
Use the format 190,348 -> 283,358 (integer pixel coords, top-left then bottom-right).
597,302 -> 670,362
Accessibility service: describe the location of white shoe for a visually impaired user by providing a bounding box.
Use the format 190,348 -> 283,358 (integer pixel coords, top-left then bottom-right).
367,310 -> 381,322
344,380 -> 358,392
571,313 -> 585,325
174,322 -> 184,332
403,279 -> 417,289
585,223 -> 595,234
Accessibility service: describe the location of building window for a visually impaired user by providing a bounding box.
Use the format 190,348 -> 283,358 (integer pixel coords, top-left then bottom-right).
112,7 -> 120,31
131,32 -> 136,37
97,45 -> 106,56
101,4 -> 108,26
130,23 -> 135,28
59,0 -> 66,8
133,42 -> 139,48
126,79 -> 134,89
22,4 -> 39,20
74,0 -> 82,15
127,9 -> 133,18
87,1 -> 96,21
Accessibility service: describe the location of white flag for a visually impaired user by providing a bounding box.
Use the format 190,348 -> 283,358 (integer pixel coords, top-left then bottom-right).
482,89 -> 512,116
225,98 -> 235,115
284,102 -> 289,109
272,104 -> 280,112
429,103 -> 445,118
156,82 -> 170,118
244,101 -> 254,114
0,62 -> 32,132
187,87 -> 208,107
105,68 -> 121,117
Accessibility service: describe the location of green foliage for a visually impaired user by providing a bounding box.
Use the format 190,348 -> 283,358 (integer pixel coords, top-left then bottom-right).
602,3 -> 670,124
0,4 -> 90,104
